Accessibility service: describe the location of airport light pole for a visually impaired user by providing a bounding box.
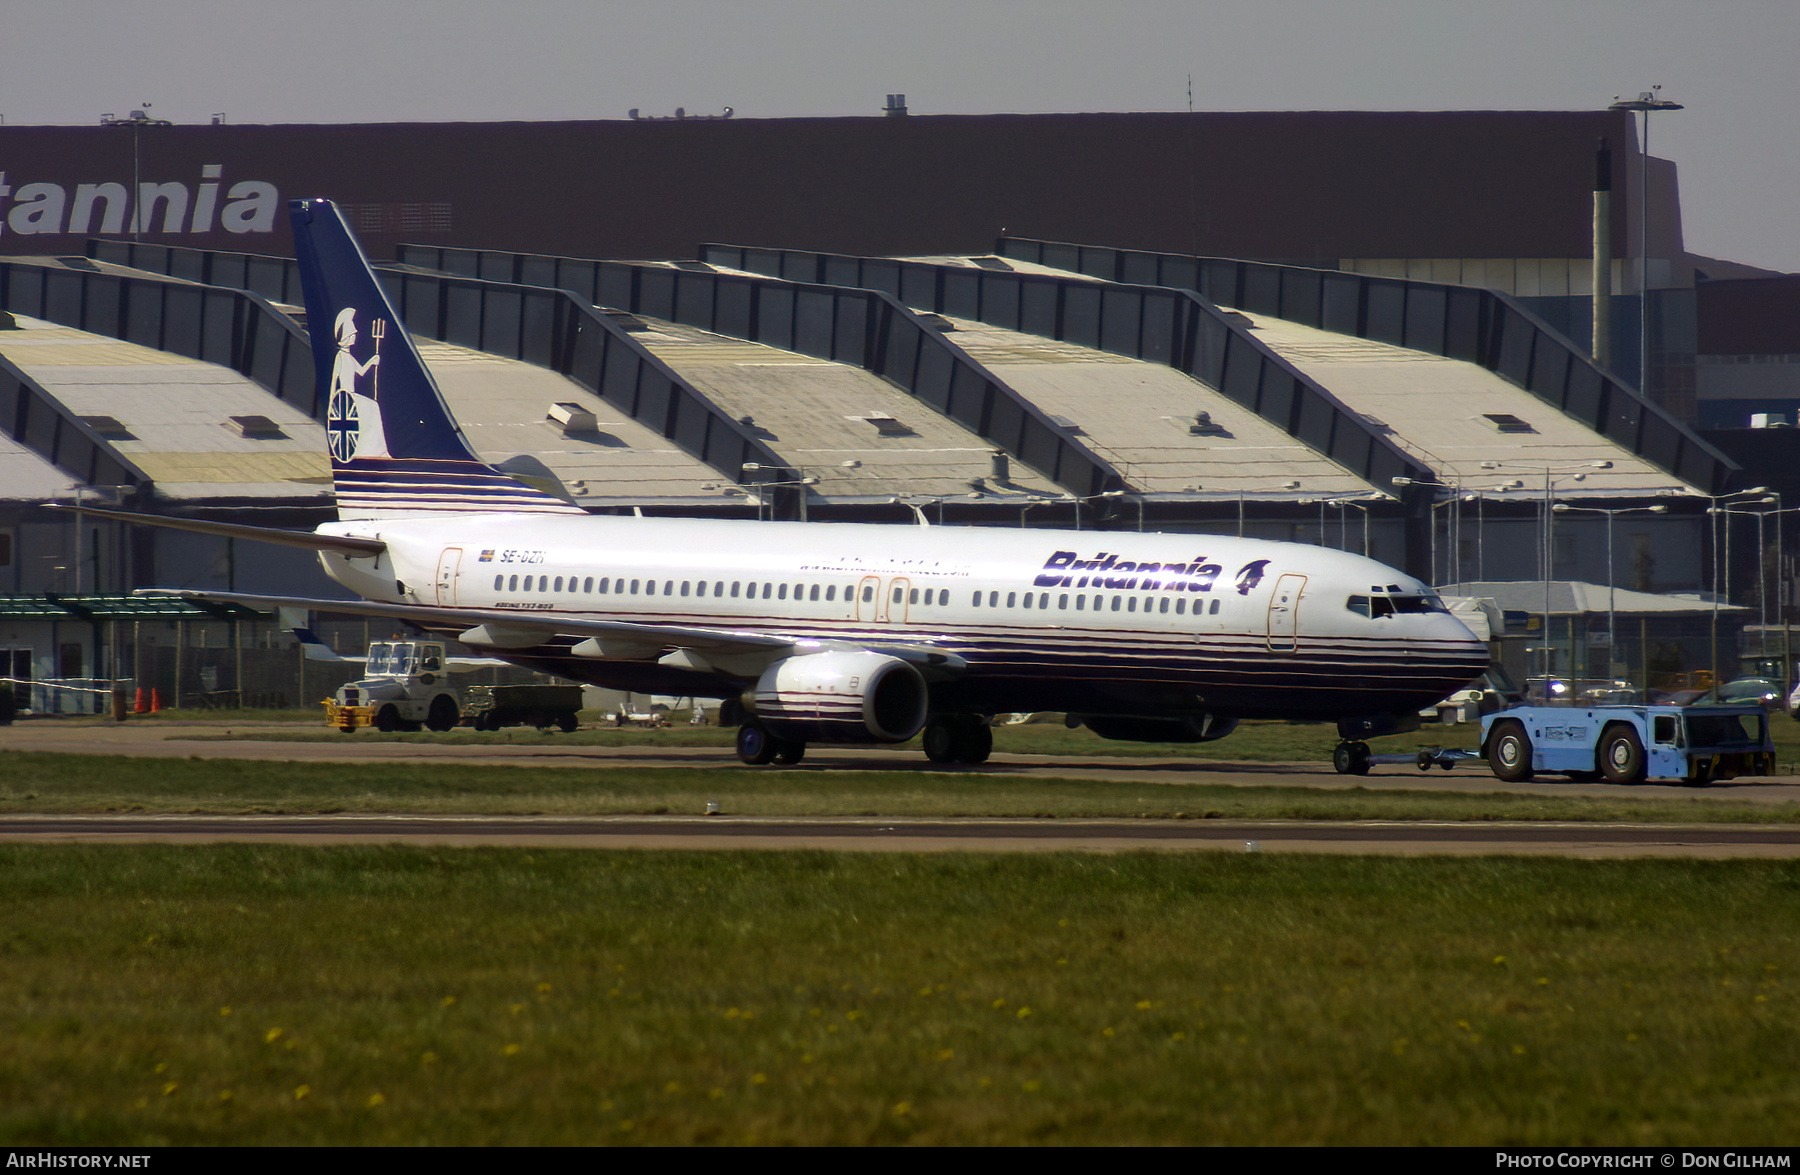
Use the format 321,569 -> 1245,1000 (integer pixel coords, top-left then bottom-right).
1684,486 -> 1770,691
1552,502 -> 1668,678
1477,460 -> 1614,680
1608,88 -> 1684,399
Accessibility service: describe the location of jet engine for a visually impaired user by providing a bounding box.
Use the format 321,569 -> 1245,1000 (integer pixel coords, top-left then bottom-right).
748,651 -> 929,743
1075,714 -> 1239,743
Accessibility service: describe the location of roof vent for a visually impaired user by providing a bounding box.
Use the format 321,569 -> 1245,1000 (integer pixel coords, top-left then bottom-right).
79,415 -> 135,439
227,414 -> 287,439
736,414 -> 777,440
547,402 -> 599,435
1048,414 -> 1085,435
1482,412 -> 1536,434
856,414 -> 917,437
1188,411 -> 1228,436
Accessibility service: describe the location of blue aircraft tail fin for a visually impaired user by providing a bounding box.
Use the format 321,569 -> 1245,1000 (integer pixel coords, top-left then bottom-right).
290,197 -> 585,519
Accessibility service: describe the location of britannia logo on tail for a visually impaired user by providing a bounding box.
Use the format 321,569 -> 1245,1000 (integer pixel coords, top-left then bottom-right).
324,307 -> 388,462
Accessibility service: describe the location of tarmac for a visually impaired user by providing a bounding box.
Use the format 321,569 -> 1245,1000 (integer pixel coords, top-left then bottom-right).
5,719 -> 1800,856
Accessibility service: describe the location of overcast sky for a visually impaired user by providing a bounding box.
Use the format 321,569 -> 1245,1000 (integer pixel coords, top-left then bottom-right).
5,0 -> 1797,270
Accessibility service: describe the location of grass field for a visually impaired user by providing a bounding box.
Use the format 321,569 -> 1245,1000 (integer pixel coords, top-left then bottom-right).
1,846 -> 1795,1146
1,748 -> 1795,824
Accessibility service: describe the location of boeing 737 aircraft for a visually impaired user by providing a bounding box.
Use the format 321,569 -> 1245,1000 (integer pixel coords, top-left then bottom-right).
89,199 -> 1488,770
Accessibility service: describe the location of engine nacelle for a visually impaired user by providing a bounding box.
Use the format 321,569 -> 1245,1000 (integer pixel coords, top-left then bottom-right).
1076,714 -> 1239,744
749,651 -> 929,744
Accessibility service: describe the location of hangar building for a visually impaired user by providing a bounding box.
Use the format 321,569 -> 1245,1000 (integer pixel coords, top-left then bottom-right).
0,109 -> 1788,710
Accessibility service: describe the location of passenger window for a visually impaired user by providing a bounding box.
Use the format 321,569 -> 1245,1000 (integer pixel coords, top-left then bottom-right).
1006,592 -> 1016,608
863,586 -> 874,603
645,580 -> 656,596
779,584 -> 788,600
827,585 -> 836,601
763,583 -> 773,599
810,585 -> 820,601
494,575 -> 503,591
893,587 -> 903,604
1111,596 -> 1121,612
664,580 -> 674,595
731,582 -> 740,597
599,577 -> 609,593
715,581 -> 724,596
1076,595 -> 1085,610
973,591 -> 982,606
1210,599 -> 1220,615
1059,593 -> 1068,609
1159,598 -> 1169,614
909,588 -> 919,605
554,576 -> 564,592
989,592 -> 999,607
1020,592 -> 1031,609
584,577 -> 594,593
630,579 -> 640,594
1175,599 -> 1185,615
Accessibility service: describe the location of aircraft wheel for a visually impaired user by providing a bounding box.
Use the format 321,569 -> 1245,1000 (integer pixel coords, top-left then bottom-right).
736,723 -> 777,766
923,717 -> 959,764
958,722 -> 993,765
425,695 -> 459,732
1332,742 -> 1370,776
771,738 -> 806,765
1599,724 -> 1647,784
1416,750 -> 1435,771
1486,721 -> 1534,782
375,704 -> 402,733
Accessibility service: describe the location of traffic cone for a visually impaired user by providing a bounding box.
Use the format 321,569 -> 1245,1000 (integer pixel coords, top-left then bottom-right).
133,687 -> 147,714
150,689 -> 162,713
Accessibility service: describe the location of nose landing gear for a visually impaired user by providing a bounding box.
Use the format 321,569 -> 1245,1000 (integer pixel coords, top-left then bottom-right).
1331,741 -> 1372,776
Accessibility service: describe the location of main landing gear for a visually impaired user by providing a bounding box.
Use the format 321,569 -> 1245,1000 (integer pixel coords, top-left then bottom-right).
735,723 -> 806,766
923,714 -> 993,766
731,713 -> 993,767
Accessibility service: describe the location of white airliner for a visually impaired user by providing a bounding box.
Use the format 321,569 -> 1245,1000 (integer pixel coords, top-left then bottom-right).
86,199 -> 1487,769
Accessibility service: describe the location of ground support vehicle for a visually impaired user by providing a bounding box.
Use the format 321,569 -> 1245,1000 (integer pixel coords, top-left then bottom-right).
1478,703 -> 1775,786
322,641 -> 461,733
464,684 -> 583,732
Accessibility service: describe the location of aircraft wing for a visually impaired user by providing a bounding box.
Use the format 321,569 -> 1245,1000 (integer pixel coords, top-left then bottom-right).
48,504 -> 386,558
135,589 -> 967,677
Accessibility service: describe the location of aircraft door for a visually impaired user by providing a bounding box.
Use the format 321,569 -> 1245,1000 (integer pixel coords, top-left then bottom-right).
1266,573 -> 1305,653
889,577 -> 911,623
435,547 -> 463,605
856,575 -> 883,623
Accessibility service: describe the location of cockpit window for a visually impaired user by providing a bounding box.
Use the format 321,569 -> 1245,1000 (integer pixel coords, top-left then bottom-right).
1346,595 -> 1371,618
1364,594 -> 1448,618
